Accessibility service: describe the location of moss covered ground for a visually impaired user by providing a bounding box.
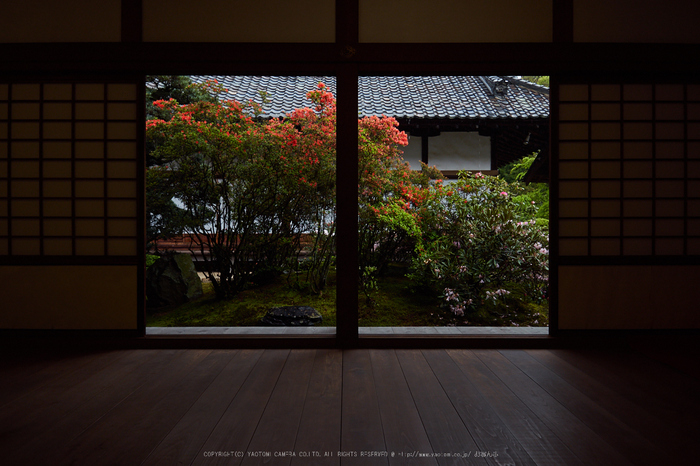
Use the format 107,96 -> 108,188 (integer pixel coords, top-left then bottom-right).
146,267 -> 547,328
147,270 -> 436,327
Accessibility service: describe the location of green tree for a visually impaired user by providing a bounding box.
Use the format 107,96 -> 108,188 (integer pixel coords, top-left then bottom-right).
499,152 -> 549,226
357,115 -> 440,277
146,86 -> 336,299
146,81 -> 435,300
146,76 -> 216,121
522,76 -> 550,87
145,76 -> 222,250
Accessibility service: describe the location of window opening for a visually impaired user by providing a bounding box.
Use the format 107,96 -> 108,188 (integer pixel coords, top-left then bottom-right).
143,74 -> 550,337
145,75 -> 337,336
355,75 -> 550,335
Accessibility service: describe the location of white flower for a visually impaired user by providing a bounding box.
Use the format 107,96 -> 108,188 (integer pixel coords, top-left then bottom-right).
443,288 -> 459,302
485,289 -> 511,302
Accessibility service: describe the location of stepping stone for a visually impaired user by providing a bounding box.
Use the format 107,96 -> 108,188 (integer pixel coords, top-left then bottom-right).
260,306 -> 323,326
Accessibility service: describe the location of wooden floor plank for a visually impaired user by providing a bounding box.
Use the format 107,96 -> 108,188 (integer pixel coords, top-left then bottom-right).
551,349 -> 700,424
446,350 -> 584,466
3,349 -> 175,465
421,350 -> 536,465
193,349 -> 291,466
2,343 -> 698,466
527,349 -> 695,463
106,350 -> 238,466
241,350 -> 317,466
50,349 -> 215,465
142,349 -> 263,466
557,348 -> 700,412
396,350 -> 488,466
473,349 -> 634,466
0,349 -> 133,446
0,349 -> 122,408
500,349 -> 666,465
290,349 -> 343,466
369,350 -> 437,466
628,335 -> 700,380
340,349 -> 388,465
550,348 -> 700,458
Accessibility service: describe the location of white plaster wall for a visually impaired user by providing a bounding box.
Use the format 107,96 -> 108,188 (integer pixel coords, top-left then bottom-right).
402,135 -> 423,170
429,132 -> 491,171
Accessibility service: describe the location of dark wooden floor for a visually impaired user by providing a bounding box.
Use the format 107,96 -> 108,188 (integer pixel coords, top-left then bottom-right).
1,343 -> 699,465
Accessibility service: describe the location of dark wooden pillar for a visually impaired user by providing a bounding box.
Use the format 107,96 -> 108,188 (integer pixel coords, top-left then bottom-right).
335,0 -> 359,347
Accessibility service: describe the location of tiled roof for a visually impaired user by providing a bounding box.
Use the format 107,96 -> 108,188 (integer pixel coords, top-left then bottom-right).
190,75 -> 549,120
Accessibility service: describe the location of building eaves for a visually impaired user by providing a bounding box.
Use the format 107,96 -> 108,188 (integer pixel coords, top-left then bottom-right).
190,75 -> 549,120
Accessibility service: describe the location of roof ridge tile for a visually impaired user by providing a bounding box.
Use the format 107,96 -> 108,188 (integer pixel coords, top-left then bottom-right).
190,75 -> 548,119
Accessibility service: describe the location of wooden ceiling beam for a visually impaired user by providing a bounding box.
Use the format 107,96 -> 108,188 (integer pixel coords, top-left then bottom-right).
2,42 -> 700,76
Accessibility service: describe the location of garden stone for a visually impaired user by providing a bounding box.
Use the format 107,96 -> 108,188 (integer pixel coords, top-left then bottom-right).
261,306 -> 323,326
147,253 -> 203,308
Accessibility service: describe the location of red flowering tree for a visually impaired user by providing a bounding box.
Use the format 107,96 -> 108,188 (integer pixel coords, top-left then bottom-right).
147,84 -> 335,299
272,84 -> 337,293
357,115 -> 440,289
146,78 -> 221,249
147,81 -> 437,300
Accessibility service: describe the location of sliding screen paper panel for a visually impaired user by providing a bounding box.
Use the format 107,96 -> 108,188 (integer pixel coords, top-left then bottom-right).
143,0 -> 335,42
0,81 -> 140,330
556,82 -> 700,329
558,265 -> 700,329
359,0 -> 552,43
0,82 -> 140,258
0,265 -> 137,329
557,83 -> 700,257
574,0 -> 700,43
0,0 -> 121,43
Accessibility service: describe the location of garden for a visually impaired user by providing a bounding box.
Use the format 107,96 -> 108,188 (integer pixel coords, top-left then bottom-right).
145,77 -> 549,328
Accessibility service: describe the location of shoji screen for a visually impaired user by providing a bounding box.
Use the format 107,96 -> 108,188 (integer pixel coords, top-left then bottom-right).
0,0 -> 121,43
359,0 -> 552,43
555,82 -> 700,329
0,81 -> 142,330
143,0 -> 335,42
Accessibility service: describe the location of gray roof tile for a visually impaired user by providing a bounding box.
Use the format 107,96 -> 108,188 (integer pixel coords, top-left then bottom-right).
190,75 -> 549,120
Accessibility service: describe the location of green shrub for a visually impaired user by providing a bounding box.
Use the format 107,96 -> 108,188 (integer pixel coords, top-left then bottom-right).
500,152 -> 549,225
146,254 -> 160,269
407,171 -> 549,325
